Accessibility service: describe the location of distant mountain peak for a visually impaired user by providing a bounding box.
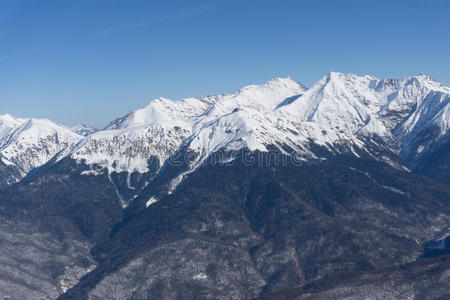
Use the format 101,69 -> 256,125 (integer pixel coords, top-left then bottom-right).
2,72 -> 449,194
70,124 -> 98,136
0,113 -> 21,122
61,73 -> 450,185
0,115 -> 83,187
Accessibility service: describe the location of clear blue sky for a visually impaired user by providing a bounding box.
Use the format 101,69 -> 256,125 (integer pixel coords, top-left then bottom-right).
1,0 -> 449,128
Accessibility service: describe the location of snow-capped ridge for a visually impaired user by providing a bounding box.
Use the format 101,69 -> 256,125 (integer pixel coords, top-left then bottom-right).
0,115 -> 83,185
0,114 -> 27,141
63,73 -> 450,188
0,114 -> 26,125
71,124 -> 97,136
63,77 -> 307,180
106,77 -> 307,132
3,73 -> 449,199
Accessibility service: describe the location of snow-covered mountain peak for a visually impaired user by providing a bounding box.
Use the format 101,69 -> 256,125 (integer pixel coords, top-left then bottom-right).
407,74 -> 450,94
0,114 -> 26,142
1,117 -> 82,157
0,115 -> 83,186
327,71 -> 377,82
258,77 -> 306,91
276,72 -> 450,158
63,78 -> 308,182
280,73 -> 385,137
2,72 -> 449,205
9,118 -> 81,141
414,73 -> 433,80
70,124 -> 97,136
16,117 -> 58,132
231,77 -> 306,109
105,97 -> 210,131
0,113 -> 25,125
105,77 -> 307,133
65,74 -> 450,182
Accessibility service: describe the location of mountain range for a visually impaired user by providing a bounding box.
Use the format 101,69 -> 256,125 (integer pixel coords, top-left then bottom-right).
0,72 -> 449,299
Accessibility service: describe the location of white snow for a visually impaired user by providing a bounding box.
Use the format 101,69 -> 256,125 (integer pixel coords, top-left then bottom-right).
193,273 -> 208,280
62,77 -> 307,175
0,114 -> 27,143
70,124 -> 97,136
56,73 -> 450,193
80,170 -> 103,176
381,185 -> 407,195
146,197 -> 158,208
0,116 -> 83,182
3,73 -> 449,197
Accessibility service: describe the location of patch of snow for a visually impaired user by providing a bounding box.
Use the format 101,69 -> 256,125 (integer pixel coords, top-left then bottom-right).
146,197 -> 158,208
0,156 -> 14,166
381,185 -> 407,195
193,273 -> 208,280
70,124 -> 97,136
80,170 -> 103,176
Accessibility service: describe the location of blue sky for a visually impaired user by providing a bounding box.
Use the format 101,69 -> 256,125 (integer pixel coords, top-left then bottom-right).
1,0 -> 449,128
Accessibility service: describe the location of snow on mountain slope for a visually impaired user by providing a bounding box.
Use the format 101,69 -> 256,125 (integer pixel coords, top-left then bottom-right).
186,72 -> 449,168
15,72 -> 440,202
64,78 -> 307,175
280,72 -> 450,157
0,117 -> 83,184
68,124 -> 191,174
70,124 -> 97,136
67,97 -> 211,175
0,114 -> 27,146
282,72 -> 389,136
105,96 -> 212,130
186,78 -> 307,152
57,74 -> 450,192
